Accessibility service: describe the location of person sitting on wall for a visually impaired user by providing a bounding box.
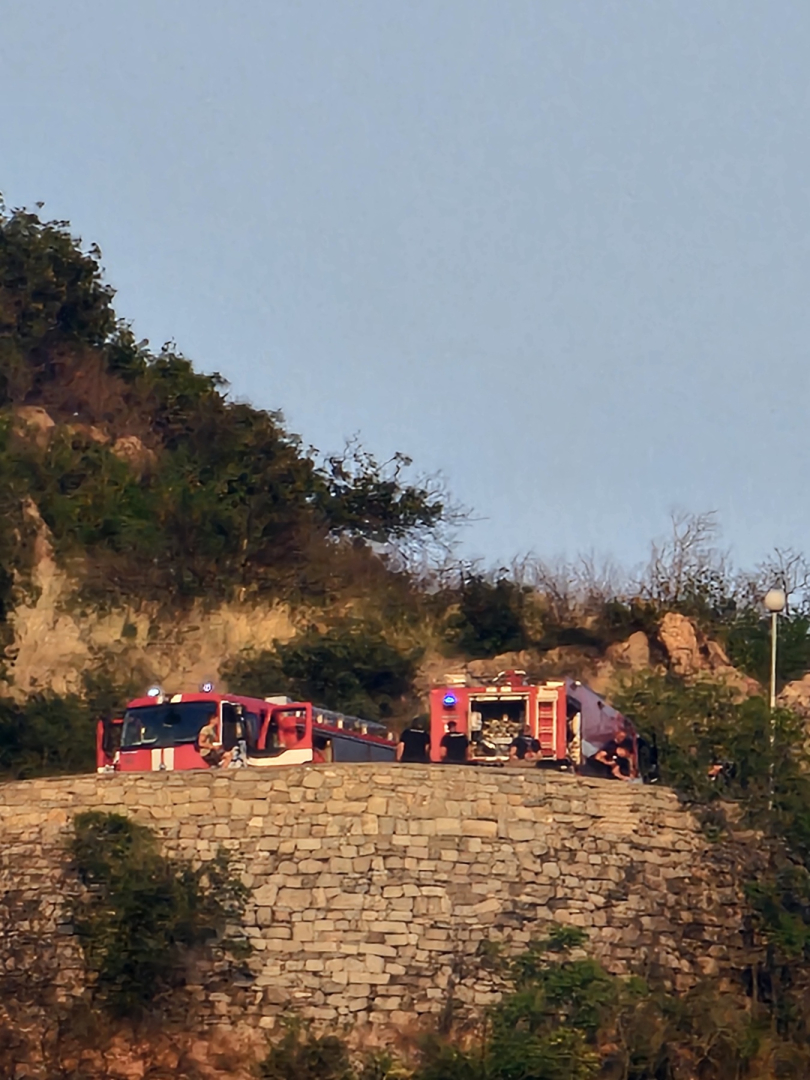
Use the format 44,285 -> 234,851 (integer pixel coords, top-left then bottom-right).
613,739 -> 635,778
582,736 -> 633,780
440,720 -> 470,764
509,726 -> 541,764
396,716 -> 431,763
197,713 -> 234,768
589,724 -> 638,777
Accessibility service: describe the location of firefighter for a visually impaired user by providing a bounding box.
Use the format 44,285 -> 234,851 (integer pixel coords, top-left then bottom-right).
396,716 -> 431,763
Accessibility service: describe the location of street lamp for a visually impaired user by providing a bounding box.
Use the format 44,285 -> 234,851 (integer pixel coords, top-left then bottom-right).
764,588 -> 787,708
764,587 -> 786,809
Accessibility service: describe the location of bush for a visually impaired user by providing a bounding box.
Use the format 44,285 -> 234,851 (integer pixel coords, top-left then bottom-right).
260,1021 -> 356,1080
70,811 -> 249,1016
612,670 -> 810,1042
223,620 -> 422,721
0,692 -> 97,779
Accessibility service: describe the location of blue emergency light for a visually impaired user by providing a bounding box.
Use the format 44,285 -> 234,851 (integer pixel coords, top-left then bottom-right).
442,692 -> 457,708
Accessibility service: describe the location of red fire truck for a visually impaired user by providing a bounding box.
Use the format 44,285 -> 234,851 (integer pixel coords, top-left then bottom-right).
429,671 -> 634,768
96,687 -> 397,773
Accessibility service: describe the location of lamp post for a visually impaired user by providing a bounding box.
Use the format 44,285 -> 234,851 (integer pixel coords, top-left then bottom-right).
764,587 -> 786,808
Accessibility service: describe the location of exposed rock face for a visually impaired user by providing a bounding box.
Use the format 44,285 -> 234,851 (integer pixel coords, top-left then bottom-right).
656,613 -> 761,695
780,674 -> 810,715
65,422 -> 108,443
658,612 -> 701,676
606,631 -> 650,670
111,434 -> 157,474
5,505 -> 297,698
12,405 -> 55,448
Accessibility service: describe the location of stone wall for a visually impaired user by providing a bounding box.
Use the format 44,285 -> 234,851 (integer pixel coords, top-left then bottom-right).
0,766 -> 756,1038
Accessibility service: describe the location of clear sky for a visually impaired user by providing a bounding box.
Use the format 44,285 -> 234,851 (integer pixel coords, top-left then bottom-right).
2,1 -> 809,573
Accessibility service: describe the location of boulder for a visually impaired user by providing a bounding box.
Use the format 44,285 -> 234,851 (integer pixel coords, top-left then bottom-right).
657,613 -> 761,696
658,612 -> 701,676
780,674 -> 810,715
66,422 -> 109,444
12,405 -> 55,448
112,435 -> 157,473
703,639 -> 732,670
606,631 -> 650,671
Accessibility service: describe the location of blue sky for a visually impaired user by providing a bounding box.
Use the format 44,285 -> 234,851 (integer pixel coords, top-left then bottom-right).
3,1 -> 809,572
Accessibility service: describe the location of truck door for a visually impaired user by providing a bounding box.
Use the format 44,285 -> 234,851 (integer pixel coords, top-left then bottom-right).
221,702 -> 245,750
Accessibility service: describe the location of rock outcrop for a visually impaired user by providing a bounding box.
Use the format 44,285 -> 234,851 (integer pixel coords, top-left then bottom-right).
111,434 -> 157,474
12,405 -> 55,448
658,613 -> 702,676
780,674 -> 810,716
4,505 -> 297,698
606,630 -> 650,671
656,613 -> 760,695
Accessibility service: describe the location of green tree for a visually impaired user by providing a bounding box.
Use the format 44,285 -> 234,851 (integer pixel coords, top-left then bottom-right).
223,620 -> 422,720
318,442 -> 445,544
70,811 -> 249,1016
446,575 -> 529,658
726,609 -> 810,689
0,692 -> 97,779
0,199 -> 116,404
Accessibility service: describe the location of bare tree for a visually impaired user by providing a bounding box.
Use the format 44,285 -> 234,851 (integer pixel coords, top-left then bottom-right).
635,510 -> 735,611
750,547 -> 810,615
512,552 -> 627,625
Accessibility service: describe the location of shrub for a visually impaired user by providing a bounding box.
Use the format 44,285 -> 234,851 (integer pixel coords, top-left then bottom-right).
612,670 -> 810,1042
254,930 -> 780,1080
260,1021 -> 356,1080
0,692 -> 97,779
70,811 -> 249,1016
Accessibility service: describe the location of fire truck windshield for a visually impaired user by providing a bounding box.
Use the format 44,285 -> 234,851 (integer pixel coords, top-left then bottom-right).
121,702 -> 217,749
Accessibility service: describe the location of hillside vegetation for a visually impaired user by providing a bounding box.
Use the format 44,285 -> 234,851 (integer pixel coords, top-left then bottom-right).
3,201 -> 810,758
0,201 -> 447,609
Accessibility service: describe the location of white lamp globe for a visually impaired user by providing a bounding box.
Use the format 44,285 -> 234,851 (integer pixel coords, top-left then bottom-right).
764,588 -> 787,614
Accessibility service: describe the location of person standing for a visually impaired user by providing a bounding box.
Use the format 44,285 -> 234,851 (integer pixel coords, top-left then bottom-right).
439,720 -> 470,764
396,716 -> 431,763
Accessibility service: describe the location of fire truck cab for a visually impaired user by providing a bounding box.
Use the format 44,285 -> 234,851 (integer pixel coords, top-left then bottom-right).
97,687 -> 397,773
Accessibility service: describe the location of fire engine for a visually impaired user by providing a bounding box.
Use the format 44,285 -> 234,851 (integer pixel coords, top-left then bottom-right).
429,670 -> 634,768
96,686 -> 397,773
